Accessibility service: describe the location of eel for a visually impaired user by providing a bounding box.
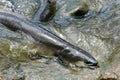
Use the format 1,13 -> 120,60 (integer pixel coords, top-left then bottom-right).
0,11 -> 98,67
33,0 -> 56,22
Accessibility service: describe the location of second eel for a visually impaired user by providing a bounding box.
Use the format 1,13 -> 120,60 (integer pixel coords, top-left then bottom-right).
33,0 -> 56,22
0,11 -> 98,67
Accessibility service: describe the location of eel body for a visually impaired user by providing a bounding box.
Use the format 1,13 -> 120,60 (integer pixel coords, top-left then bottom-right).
33,0 -> 56,22
0,11 -> 98,67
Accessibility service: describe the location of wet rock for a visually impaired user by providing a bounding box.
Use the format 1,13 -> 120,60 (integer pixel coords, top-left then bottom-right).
0,38 -> 55,62
98,72 -> 118,80
0,0 -> 13,11
0,0 -> 39,20
0,52 -> 25,80
70,2 -> 89,18
2,65 -> 25,80
0,74 -> 4,80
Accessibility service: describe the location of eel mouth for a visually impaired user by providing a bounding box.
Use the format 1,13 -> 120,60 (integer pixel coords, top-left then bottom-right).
85,62 -> 99,69
74,62 -> 99,70
76,60 -> 99,69
86,61 -> 98,66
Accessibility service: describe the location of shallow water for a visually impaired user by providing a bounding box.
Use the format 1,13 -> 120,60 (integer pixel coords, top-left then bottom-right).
0,0 -> 120,80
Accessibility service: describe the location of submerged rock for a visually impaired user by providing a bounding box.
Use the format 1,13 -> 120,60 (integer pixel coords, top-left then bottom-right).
98,72 -> 118,80
70,2 -> 89,18
0,51 -> 25,80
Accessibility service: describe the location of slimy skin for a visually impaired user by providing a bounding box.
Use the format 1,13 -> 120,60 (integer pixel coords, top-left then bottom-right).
0,11 -> 98,67
33,0 -> 56,22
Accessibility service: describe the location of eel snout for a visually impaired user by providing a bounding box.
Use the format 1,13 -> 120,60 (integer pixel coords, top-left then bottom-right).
85,59 -> 98,66
59,46 -> 98,68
